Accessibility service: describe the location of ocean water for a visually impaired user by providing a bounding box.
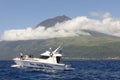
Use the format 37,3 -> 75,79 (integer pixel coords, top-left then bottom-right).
0,60 -> 120,80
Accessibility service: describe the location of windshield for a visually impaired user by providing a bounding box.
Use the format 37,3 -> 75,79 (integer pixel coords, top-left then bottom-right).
39,56 -> 49,59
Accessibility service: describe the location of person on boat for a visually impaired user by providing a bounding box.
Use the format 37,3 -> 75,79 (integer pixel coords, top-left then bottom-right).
20,52 -> 24,59
28,54 -> 33,58
49,48 -> 52,52
49,48 -> 53,57
59,49 -> 63,54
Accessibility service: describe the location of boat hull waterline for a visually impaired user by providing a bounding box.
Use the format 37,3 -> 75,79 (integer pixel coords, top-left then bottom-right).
12,59 -> 74,71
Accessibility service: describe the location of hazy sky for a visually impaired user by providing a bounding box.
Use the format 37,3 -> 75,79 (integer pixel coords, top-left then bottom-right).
0,0 -> 120,41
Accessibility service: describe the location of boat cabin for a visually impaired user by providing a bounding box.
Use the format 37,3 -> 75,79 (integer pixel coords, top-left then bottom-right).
40,51 -> 62,64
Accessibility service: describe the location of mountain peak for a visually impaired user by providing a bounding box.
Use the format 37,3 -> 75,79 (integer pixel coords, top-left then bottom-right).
36,15 -> 71,28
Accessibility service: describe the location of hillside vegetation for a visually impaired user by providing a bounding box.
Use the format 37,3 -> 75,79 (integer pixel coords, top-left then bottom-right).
0,35 -> 120,60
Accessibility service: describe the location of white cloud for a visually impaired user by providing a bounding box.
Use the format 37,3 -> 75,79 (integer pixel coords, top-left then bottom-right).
1,13 -> 120,41
102,12 -> 111,18
91,12 -> 100,17
91,12 -> 111,18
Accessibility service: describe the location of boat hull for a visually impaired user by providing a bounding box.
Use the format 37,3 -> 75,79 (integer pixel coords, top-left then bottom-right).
12,59 -> 73,71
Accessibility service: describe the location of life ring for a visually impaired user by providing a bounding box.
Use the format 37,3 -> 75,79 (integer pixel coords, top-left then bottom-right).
50,52 -> 53,57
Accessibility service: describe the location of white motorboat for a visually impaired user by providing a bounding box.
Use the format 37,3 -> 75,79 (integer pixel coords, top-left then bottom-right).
11,46 -> 74,71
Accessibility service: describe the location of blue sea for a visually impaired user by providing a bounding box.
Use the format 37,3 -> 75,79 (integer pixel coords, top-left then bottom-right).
1,60 -> 120,80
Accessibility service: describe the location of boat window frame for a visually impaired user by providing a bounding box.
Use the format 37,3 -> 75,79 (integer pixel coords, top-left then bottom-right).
39,55 -> 50,59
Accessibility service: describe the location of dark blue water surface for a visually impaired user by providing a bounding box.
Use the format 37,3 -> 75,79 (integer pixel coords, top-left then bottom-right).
1,60 -> 120,80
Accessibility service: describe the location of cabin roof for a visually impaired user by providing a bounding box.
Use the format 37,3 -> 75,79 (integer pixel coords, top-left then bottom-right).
40,51 -> 62,57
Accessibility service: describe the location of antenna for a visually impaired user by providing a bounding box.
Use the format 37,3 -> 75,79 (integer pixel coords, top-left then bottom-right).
53,46 -> 61,53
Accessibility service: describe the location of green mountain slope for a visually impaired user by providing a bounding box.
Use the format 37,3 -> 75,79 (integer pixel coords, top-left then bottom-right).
0,35 -> 120,60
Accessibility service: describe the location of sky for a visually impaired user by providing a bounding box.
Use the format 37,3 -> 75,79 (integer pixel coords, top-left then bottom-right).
0,0 -> 120,41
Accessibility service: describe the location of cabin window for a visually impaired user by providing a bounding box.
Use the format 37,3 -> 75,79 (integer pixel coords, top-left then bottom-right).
40,56 -> 49,59
56,56 -> 61,63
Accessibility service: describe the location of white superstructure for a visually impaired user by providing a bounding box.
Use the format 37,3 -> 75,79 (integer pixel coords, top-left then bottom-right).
12,46 -> 74,71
